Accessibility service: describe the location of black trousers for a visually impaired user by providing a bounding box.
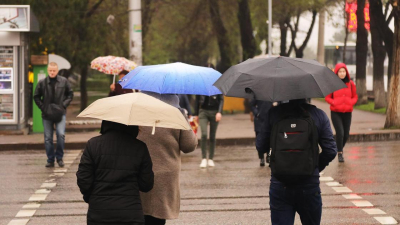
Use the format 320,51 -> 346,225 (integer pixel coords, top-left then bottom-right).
255,131 -> 264,159
331,111 -> 352,153
144,215 -> 166,225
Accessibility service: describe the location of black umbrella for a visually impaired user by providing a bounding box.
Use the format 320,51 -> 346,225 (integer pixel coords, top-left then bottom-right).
213,56 -> 347,102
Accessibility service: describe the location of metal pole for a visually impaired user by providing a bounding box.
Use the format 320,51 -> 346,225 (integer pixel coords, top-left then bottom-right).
268,0 -> 272,57
129,0 -> 142,65
317,9 -> 325,65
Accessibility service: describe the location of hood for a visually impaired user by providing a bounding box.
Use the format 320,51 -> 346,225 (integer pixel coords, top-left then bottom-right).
142,91 -> 180,108
100,120 -> 139,137
334,63 -> 350,80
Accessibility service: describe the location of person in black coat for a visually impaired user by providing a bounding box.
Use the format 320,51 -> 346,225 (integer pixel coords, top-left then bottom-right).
250,99 -> 273,166
77,120 -> 154,225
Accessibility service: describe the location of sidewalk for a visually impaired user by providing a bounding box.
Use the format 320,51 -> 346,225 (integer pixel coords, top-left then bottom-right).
1,100 -> 400,150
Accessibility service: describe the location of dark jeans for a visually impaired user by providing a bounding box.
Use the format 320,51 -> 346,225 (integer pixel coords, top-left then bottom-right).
199,109 -> 219,159
269,183 -> 322,225
144,215 -> 165,225
255,131 -> 264,159
331,111 -> 352,153
43,115 -> 66,163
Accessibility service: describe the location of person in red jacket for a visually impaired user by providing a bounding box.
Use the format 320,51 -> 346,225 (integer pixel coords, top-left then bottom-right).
325,63 -> 358,163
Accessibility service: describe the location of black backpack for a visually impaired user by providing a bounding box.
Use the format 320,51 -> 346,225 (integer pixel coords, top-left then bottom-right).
269,104 -> 319,184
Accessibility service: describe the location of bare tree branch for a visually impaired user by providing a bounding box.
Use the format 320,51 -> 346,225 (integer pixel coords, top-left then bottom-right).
85,0 -> 105,18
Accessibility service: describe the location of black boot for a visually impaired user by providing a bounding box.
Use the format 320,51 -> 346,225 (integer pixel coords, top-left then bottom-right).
260,158 -> 265,167
266,154 -> 271,164
57,159 -> 65,167
338,153 -> 344,163
45,162 -> 55,167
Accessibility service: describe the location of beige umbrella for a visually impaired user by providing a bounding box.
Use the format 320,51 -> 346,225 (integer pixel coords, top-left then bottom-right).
78,93 -> 191,134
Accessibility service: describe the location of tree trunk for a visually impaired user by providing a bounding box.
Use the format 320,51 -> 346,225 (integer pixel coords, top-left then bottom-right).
295,10 -> 317,58
343,1 -> 349,64
80,67 -> 88,112
385,1 -> 400,128
238,0 -> 257,61
208,0 -> 235,73
279,19 -> 288,56
370,0 -> 387,109
356,0 -> 369,105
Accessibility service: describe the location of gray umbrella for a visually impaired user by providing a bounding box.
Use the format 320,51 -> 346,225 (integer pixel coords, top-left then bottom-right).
213,56 -> 347,102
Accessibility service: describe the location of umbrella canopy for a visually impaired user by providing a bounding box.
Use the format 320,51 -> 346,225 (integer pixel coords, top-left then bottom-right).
91,55 -> 137,74
119,62 -> 222,96
78,93 -> 191,134
213,56 -> 347,102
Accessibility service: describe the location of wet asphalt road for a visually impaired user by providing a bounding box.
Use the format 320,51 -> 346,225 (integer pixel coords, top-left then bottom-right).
0,141 -> 399,225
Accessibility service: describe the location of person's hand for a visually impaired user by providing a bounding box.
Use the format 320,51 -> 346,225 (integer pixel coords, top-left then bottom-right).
215,112 -> 222,122
110,83 -> 115,92
250,112 -> 254,122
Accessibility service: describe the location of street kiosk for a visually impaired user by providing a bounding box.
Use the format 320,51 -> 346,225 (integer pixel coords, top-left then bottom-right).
0,5 -> 39,133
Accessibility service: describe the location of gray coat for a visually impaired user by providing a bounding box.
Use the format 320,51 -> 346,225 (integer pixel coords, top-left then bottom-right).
138,126 -> 197,219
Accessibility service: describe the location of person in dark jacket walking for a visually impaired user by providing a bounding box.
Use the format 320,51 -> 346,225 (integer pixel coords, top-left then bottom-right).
194,94 -> 224,168
33,62 -> 74,168
250,99 -> 273,166
76,120 -> 154,225
325,63 -> 358,163
256,99 -> 337,225
178,94 -> 192,118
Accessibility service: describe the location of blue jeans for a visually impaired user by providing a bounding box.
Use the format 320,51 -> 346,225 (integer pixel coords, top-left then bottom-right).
43,115 -> 66,163
269,183 -> 322,225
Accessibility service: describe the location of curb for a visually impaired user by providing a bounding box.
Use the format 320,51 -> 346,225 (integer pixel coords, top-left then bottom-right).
1,132 -> 400,151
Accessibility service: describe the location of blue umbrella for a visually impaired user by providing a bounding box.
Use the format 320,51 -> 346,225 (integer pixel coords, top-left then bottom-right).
119,62 -> 222,96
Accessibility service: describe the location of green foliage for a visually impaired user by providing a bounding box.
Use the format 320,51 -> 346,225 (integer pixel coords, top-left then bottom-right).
354,101 -> 387,114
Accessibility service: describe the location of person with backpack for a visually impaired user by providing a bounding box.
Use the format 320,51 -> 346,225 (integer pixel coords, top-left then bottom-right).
256,99 -> 337,225
325,63 -> 358,163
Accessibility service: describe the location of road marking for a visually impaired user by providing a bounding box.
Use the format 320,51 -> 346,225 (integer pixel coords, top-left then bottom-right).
374,217 -> 398,224
325,182 -> 342,187
49,173 -> 64,177
351,200 -> 373,207
22,203 -> 41,209
322,174 -> 397,225
363,209 -> 386,215
7,219 -> 29,225
28,194 -> 48,201
319,176 -> 334,181
40,183 -> 56,188
15,210 -> 36,217
35,189 -> 51,194
332,187 -> 352,193
342,194 -> 362,199
7,150 -> 83,225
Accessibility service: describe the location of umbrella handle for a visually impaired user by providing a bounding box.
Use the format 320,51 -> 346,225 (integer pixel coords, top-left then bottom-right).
151,120 -> 160,135
113,74 -> 116,84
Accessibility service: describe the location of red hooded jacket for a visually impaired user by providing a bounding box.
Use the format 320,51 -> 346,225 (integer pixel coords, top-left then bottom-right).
325,63 -> 358,112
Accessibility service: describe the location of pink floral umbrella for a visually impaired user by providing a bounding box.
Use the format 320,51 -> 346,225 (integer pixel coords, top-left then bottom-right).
91,56 -> 137,83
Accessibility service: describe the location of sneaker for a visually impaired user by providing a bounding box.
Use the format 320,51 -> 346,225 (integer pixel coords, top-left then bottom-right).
200,159 -> 207,168
338,153 -> 344,163
260,158 -> 265,167
45,162 -> 54,167
208,159 -> 215,167
57,159 -> 65,167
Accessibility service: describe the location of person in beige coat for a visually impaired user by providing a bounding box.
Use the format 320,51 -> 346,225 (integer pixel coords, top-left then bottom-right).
139,92 -> 197,225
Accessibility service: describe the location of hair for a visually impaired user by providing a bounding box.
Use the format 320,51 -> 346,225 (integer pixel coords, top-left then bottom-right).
119,70 -> 129,76
48,62 -> 58,68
